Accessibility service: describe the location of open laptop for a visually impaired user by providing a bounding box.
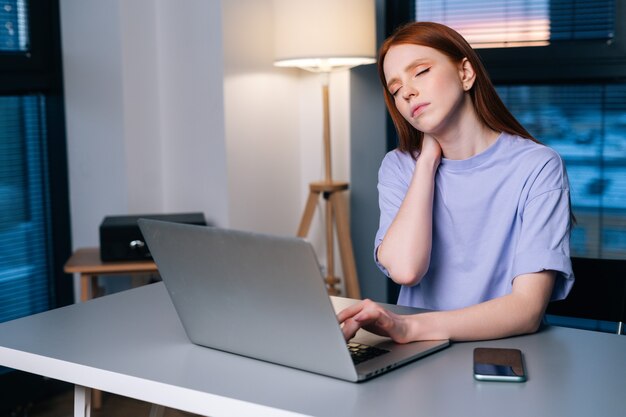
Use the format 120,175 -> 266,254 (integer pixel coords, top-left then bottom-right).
138,219 -> 449,382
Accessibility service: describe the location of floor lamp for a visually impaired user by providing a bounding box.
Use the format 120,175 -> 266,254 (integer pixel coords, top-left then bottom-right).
273,0 -> 376,299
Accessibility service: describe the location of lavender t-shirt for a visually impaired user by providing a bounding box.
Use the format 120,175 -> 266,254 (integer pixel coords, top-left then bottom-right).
375,133 -> 574,310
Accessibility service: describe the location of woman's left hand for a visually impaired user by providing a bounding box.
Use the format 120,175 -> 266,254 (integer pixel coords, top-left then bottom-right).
336,299 -> 413,344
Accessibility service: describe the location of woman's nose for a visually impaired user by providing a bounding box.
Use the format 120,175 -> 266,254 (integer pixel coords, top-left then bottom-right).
402,85 -> 417,100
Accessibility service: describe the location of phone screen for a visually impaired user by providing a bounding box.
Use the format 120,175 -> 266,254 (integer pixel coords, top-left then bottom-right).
473,347 -> 527,382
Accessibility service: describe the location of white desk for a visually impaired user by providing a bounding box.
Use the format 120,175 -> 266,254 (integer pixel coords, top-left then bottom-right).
0,282 -> 625,417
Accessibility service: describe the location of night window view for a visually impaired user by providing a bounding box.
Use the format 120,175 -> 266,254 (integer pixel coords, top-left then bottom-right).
0,1 -> 53,327
498,85 -> 626,260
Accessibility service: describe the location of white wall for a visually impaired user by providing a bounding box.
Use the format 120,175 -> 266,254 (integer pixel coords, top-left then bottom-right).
61,0 -> 230,247
221,0 -> 302,236
61,0 -> 358,300
155,1 -> 230,220
61,0 -> 130,248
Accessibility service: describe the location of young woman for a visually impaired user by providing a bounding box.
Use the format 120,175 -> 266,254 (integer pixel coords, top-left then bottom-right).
338,22 -> 574,343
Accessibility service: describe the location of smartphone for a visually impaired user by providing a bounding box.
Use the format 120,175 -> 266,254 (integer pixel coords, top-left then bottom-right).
473,347 -> 527,382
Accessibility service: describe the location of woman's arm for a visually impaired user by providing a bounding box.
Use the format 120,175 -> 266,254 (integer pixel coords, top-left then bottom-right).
377,135 -> 441,286
338,270 -> 556,343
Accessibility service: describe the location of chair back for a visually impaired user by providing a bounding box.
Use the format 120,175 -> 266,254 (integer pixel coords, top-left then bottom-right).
546,257 -> 626,327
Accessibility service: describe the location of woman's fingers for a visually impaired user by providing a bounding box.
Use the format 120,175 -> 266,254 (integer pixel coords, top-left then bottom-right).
337,299 -> 383,341
340,316 -> 361,341
336,299 -> 369,324
338,299 -> 402,342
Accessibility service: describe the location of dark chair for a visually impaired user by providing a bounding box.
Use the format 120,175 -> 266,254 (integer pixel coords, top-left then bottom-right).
546,257 -> 626,335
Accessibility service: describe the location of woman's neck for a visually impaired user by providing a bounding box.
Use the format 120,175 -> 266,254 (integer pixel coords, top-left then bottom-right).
432,102 -> 500,160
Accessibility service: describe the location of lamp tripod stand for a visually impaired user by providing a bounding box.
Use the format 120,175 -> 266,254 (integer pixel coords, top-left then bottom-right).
296,77 -> 361,299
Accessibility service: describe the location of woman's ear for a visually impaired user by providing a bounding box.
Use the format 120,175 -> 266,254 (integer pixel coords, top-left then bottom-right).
459,58 -> 476,91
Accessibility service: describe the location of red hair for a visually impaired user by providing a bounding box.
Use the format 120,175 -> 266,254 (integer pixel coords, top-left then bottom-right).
378,22 -> 536,157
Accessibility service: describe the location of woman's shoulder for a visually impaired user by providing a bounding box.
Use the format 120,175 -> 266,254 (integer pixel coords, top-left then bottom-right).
378,148 -> 416,184
503,134 -> 568,188
383,147 -> 416,162
380,148 -> 416,170
503,133 -> 564,166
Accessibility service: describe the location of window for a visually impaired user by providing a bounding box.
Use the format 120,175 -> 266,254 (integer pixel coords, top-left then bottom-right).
0,0 -> 29,52
0,0 -> 71,386
0,0 -> 72,408
416,0 -> 616,48
0,95 -> 53,323
497,84 -> 626,259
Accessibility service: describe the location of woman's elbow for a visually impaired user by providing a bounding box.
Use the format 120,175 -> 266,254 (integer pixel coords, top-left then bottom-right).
518,310 -> 545,335
377,246 -> 428,286
524,317 -> 543,334
387,266 -> 426,287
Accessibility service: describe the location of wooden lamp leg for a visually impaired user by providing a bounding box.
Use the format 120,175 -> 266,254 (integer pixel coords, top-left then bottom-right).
297,189 -> 320,238
330,191 -> 360,299
323,192 -> 340,295
297,182 -> 360,298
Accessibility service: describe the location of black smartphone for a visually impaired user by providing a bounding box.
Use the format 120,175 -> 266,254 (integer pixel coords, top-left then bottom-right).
473,347 -> 527,382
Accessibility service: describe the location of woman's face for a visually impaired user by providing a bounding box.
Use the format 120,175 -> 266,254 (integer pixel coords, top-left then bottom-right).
383,43 -> 469,135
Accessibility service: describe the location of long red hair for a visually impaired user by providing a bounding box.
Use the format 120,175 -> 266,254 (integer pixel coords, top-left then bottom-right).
378,22 -> 536,157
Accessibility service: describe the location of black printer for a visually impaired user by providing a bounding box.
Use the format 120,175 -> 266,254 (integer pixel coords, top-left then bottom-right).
99,212 -> 207,261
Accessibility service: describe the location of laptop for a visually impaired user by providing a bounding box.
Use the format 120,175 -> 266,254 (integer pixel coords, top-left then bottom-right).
138,219 -> 449,382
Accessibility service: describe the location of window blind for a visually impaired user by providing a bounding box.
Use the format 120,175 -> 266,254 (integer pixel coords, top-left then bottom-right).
416,0 -> 616,48
496,84 -> 626,259
0,0 -> 29,52
0,95 -> 52,323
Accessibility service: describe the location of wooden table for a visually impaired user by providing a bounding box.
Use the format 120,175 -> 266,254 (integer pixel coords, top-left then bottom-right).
64,247 -> 159,302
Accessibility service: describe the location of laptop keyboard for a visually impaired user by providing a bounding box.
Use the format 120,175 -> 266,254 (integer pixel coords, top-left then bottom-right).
347,342 -> 390,365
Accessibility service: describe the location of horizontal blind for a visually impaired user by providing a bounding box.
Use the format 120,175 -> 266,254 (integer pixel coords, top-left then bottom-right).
550,0 -> 616,40
0,0 -> 29,52
416,0 -> 615,48
0,95 -> 52,323
496,84 -> 626,259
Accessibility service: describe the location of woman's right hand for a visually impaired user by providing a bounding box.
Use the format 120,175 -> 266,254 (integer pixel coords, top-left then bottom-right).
420,133 -> 442,167
337,299 -> 413,344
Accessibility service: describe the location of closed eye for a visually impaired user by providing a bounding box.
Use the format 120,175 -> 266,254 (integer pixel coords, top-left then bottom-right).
415,67 -> 430,77
389,66 -> 430,96
389,84 -> 402,96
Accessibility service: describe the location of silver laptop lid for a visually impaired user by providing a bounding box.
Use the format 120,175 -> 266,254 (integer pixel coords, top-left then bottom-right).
138,219 -> 358,381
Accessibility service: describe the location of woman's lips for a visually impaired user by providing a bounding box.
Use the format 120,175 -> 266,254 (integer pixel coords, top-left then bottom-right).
411,103 -> 429,118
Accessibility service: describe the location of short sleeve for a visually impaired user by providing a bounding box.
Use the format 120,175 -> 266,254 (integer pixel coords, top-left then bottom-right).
512,153 -> 574,300
374,151 -> 413,276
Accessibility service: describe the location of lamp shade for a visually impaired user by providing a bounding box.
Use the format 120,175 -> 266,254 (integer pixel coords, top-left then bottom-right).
273,0 -> 376,72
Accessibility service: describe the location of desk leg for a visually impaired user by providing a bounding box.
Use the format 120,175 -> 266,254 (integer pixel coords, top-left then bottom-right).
149,404 -> 165,417
80,275 -> 91,302
78,275 -> 103,409
80,274 -> 101,302
74,385 -> 91,417
92,389 -> 103,410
